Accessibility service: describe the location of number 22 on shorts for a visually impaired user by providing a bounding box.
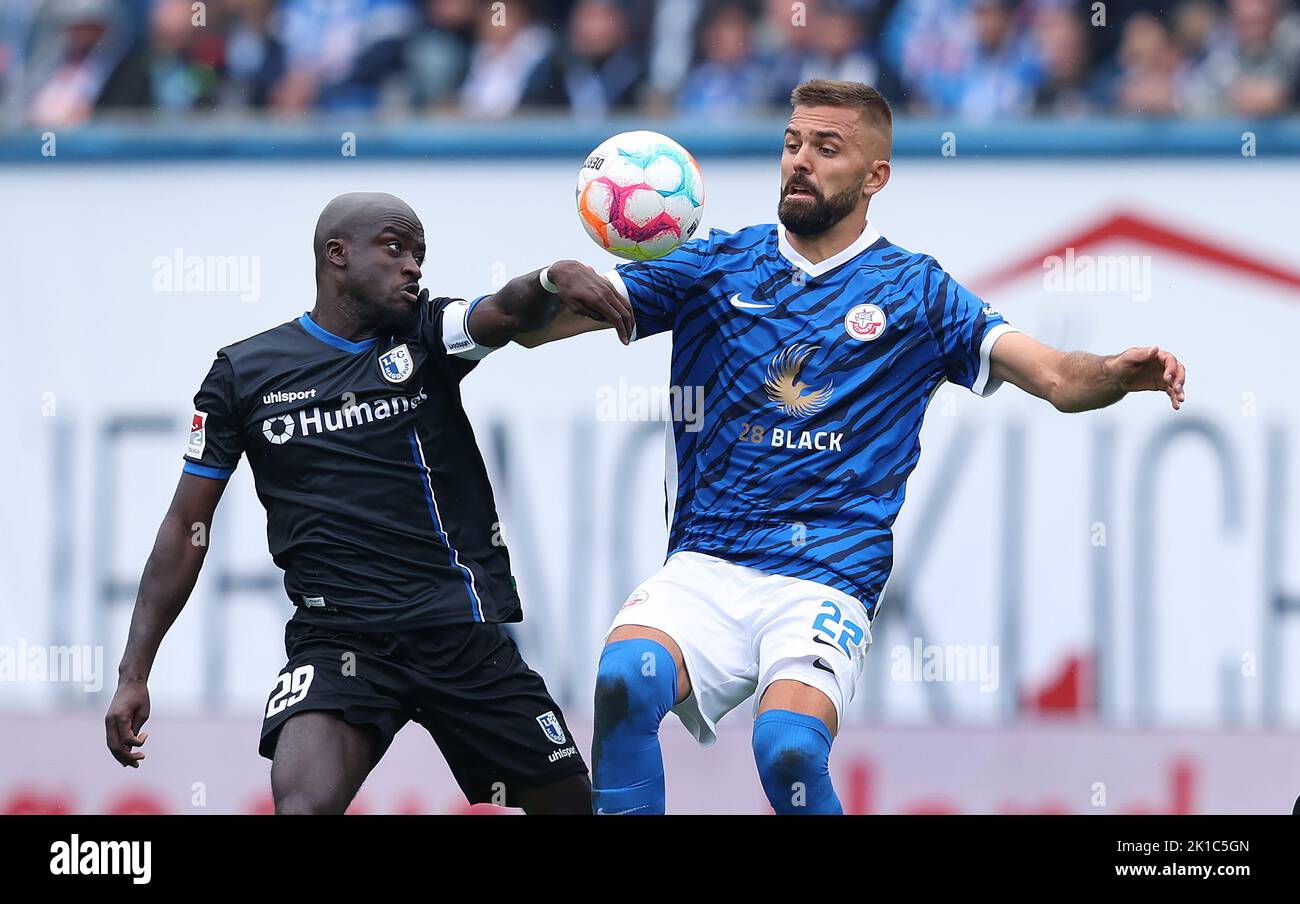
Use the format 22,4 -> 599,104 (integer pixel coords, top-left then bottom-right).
812,601 -> 864,658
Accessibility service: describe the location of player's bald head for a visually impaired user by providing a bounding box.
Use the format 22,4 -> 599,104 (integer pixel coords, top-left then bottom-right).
313,192 -> 422,268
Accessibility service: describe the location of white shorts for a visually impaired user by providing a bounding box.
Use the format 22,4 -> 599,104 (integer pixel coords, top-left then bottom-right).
606,551 -> 872,746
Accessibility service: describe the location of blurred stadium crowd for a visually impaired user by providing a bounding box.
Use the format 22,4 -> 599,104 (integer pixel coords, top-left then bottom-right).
2,0 -> 1298,128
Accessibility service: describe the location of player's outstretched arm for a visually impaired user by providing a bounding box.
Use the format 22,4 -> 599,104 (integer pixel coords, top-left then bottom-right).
513,305 -> 617,347
467,260 -> 634,347
990,331 -> 1186,413
105,472 -> 227,768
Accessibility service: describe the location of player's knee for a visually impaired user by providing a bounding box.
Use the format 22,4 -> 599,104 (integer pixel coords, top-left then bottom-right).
592,640 -> 673,813
594,639 -> 676,736
752,714 -> 829,787
516,774 -> 593,816
273,786 -> 350,815
752,710 -> 841,815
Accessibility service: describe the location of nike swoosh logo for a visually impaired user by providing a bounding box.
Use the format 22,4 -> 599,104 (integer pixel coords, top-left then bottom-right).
596,804 -> 651,815
813,658 -> 835,674
730,293 -> 774,310
812,635 -> 839,651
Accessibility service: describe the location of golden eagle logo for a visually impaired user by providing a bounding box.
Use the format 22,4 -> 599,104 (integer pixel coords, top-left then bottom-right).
763,344 -> 834,417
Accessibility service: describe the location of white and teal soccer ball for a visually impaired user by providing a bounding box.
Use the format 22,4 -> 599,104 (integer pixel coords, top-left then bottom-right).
576,130 -> 705,261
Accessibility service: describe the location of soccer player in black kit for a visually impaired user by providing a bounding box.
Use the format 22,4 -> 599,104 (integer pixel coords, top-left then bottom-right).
105,192 -> 633,814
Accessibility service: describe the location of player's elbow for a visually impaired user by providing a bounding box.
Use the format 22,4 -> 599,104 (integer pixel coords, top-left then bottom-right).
1051,396 -> 1083,414
512,330 -> 548,349
159,510 -> 212,559
1048,387 -> 1083,413
1046,384 -> 1071,412
1050,389 -> 1098,414
1040,361 -> 1074,412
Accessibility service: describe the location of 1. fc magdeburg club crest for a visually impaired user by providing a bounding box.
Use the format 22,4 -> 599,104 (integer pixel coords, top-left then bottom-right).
536,711 -> 566,745
379,343 -> 413,383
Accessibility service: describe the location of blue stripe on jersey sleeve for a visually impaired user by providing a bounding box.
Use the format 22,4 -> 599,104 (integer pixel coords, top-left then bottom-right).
183,461 -> 234,480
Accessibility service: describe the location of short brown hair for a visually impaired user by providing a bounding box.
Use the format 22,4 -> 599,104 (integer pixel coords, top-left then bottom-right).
790,79 -> 893,134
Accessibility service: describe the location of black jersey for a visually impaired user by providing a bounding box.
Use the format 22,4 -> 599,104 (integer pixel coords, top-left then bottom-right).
183,295 -> 519,630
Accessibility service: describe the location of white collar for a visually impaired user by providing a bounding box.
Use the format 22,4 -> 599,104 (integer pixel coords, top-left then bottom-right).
778,221 -> 881,278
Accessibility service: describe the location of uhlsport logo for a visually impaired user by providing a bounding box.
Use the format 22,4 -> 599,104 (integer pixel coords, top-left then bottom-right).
764,344 -> 834,417
536,710 -> 567,745
844,303 -> 886,341
262,389 -> 428,445
379,343 -> 414,383
263,388 -> 318,405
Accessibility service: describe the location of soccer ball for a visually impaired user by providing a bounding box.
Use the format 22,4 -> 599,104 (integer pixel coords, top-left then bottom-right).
576,131 -> 705,261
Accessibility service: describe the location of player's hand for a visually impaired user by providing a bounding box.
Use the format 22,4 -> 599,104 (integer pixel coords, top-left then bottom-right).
105,680 -> 151,768
1105,345 -> 1186,410
547,260 -> 635,345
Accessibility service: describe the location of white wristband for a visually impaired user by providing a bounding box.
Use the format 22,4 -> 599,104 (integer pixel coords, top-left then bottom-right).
539,266 -> 559,294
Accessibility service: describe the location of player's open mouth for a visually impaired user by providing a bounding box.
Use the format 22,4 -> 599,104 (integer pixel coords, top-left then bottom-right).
400,286 -> 419,303
784,186 -> 815,199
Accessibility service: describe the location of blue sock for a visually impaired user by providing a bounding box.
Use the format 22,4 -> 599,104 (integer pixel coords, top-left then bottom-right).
752,709 -> 842,815
591,639 -> 677,815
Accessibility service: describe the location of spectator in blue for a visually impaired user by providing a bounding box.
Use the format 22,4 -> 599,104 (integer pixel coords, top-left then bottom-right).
1032,3 -> 1101,115
1095,11 -> 1185,116
882,0 -> 970,113
272,0 -> 416,114
145,0 -> 224,113
0,0 -> 38,122
531,0 -> 646,117
459,0 -> 556,117
760,0 -> 819,105
948,0 -> 1044,118
222,0 -> 286,110
1184,0 -> 1300,116
766,0 -> 883,107
677,1 -> 768,116
1170,0 -> 1220,71
886,0 -> 1043,117
404,0 -> 478,110
643,0 -> 705,112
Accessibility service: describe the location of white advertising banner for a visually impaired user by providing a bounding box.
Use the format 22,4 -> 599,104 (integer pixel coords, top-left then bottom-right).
1,157 -> 1299,736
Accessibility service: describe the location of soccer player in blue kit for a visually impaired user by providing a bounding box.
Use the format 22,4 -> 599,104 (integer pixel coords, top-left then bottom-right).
516,80 -> 1188,814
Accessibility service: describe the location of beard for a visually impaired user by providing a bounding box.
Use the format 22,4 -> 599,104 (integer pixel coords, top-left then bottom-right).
375,297 -> 420,338
777,176 -> 863,237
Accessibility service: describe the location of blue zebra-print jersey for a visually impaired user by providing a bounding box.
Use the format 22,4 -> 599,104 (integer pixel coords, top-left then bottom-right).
611,222 -> 1019,621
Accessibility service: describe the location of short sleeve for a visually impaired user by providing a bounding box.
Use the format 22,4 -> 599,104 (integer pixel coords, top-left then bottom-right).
416,294 -> 491,381
609,232 -> 715,340
183,353 -> 244,479
924,261 -> 1020,397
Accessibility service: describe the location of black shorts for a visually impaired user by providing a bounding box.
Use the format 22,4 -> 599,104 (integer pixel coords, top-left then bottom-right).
258,617 -> 588,807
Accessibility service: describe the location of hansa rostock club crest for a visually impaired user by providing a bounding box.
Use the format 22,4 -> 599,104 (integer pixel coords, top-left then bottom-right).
844,303 -> 886,342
